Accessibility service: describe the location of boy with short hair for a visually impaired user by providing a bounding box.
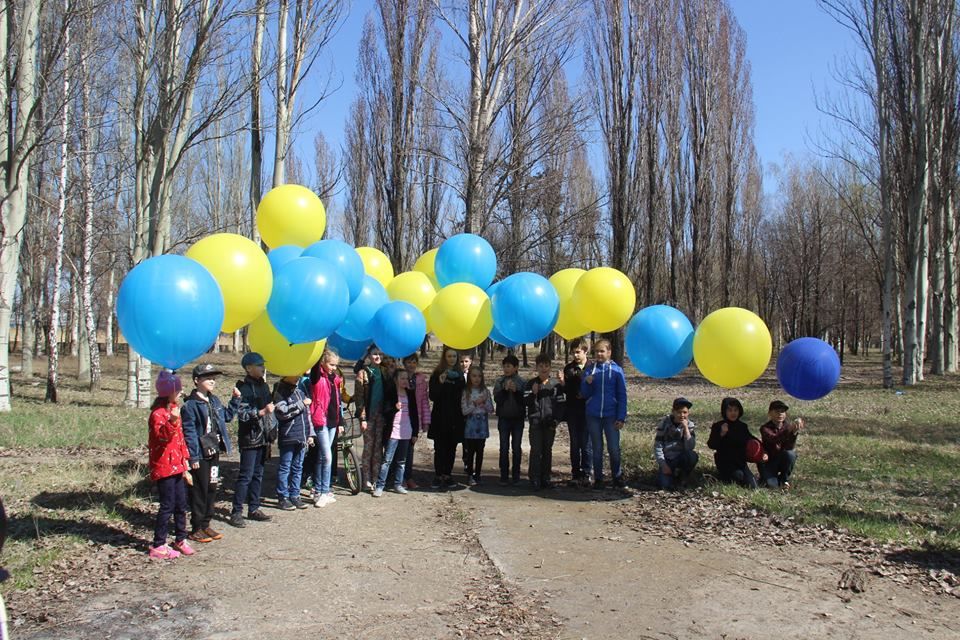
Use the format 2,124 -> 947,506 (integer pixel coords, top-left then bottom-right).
654,397 -> 699,490
493,354 -> 525,485
580,340 -> 628,489
230,352 -> 276,527
525,353 -> 563,490
760,400 -> 804,489
562,338 -> 592,487
273,375 -> 314,510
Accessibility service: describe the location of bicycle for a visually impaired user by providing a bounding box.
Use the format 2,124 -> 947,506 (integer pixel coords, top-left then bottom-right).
337,411 -> 363,495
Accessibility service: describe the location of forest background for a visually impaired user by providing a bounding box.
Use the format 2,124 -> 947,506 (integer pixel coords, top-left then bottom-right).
1,0 -> 958,412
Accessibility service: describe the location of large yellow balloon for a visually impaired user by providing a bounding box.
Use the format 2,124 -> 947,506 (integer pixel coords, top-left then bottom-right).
256,184 -> 326,249
413,248 -> 440,290
429,283 -> 493,350
356,246 -> 394,287
693,307 -> 772,388
572,267 -> 636,333
387,271 -> 437,314
186,233 -> 272,333
549,268 -> 589,340
248,312 -> 326,376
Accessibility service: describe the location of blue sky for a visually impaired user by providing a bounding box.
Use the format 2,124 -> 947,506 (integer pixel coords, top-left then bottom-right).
291,1 -> 856,202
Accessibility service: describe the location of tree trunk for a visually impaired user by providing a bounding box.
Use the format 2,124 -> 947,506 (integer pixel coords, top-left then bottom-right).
80,55 -> 101,391
105,263 -> 115,358
249,0 -> 266,242
21,281 -> 36,379
944,189 -> 958,371
273,0 -> 290,188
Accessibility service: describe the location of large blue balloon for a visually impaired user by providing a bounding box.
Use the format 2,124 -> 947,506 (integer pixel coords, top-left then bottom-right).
777,337 -> 841,400
327,332 -> 372,361
625,305 -> 694,378
370,301 -> 426,358
485,282 -> 519,348
267,257 -> 350,343
490,272 -> 559,345
435,233 -> 497,289
336,275 -> 389,341
302,239 -> 364,303
267,245 -> 303,273
117,255 -> 224,370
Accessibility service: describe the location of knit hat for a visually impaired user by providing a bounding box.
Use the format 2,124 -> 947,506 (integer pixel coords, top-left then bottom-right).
155,370 -> 182,397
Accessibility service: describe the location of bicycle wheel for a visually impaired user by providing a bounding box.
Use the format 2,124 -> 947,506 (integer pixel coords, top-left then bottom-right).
343,444 -> 363,495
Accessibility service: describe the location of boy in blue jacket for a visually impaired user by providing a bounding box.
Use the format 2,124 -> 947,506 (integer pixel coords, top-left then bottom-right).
580,339 -> 627,489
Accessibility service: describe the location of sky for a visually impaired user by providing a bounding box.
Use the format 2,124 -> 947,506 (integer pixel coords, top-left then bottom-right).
291,1 -> 858,203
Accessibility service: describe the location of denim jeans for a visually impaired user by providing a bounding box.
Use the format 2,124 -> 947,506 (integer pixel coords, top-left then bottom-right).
277,442 -> 306,499
377,438 -> 409,490
657,450 -> 699,489
586,415 -> 621,482
762,449 -> 797,488
566,409 -> 592,480
314,425 -> 337,495
233,446 -> 265,515
497,418 -> 525,481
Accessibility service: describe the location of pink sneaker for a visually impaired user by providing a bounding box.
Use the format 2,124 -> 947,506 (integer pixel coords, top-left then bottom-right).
172,540 -> 195,556
148,544 -> 181,560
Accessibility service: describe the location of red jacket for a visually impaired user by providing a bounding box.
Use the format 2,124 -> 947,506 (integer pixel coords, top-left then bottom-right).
311,370 -> 343,427
760,420 -> 799,459
148,400 -> 191,481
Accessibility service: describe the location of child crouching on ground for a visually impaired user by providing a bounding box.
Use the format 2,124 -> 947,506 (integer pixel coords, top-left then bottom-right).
148,370 -> 194,559
374,369 -> 418,497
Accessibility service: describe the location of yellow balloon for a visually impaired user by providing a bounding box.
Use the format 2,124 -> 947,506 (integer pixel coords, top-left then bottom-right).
413,248 -> 441,290
693,307 -> 772,388
186,233 -> 273,333
549,268 -> 589,340
256,184 -> 326,249
356,246 -> 394,287
572,267 -> 636,333
429,283 -> 493,350
387,271 -> 437,314
248,312 -> 326,376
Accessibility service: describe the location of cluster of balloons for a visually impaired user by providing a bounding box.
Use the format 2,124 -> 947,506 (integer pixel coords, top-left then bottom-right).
117,182 -> 841,400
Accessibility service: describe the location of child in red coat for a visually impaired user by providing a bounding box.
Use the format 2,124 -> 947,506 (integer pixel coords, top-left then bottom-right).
148,370 -> 195,560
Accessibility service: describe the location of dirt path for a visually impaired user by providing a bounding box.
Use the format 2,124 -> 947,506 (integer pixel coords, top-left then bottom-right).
15,439 -> 960,639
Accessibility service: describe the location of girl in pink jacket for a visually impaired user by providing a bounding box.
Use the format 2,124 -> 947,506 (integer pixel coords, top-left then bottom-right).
309,350 -> 343,507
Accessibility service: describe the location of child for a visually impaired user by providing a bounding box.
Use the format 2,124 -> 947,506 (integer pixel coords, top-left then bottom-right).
273,375 -> 315,510
525,354 -> 563,490
580,339 -> 628,489
231,352 -> 275,528
402,353 -> 431,489
760,400 -> 803,489
459,352 -> 473,376
373,369 -> 419,496
147,370 -> 194,559
428,346 -> 465,489
706,397 -> 759,489
181,362 -> 239,543
562,338 -> 592,487
461,365 -> 493,486
354,346 -> 385,491
654,397 -> 699,490
493,354 -> 525,485
310,349 -> 344,506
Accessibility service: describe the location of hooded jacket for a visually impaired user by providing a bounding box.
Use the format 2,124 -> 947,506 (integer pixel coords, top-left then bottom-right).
579,360 -> 627,421
148,399 -> 190,481
236,376 -> 276,449
707,397 -> 759,473
273,380 -> 316,445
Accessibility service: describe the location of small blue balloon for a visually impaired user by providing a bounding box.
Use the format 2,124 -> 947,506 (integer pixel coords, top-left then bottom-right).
490,272 -> 559,345
625,305 -> 694,378
435,233 -> 497,289
302,239 -> 365,303
267,257 -> 350,343
117,255 -> 224,370
370,301 -> 427,358
777,337 -> 841,400
327,332 -> 372,361
337,275 -> 389,341
267,245 -> 303,273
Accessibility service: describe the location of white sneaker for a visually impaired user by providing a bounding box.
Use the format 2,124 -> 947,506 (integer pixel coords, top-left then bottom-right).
322,493 -> 336,504
372,487 -> 384,497
313,494 -> 328,508
363,481 -> 374,492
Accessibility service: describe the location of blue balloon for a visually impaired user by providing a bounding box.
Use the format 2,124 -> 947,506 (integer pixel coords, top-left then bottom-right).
117,255 -> 224,370
370,301 -> 426,358
625,305 -> 694,378
490,272 -> 559,345
267,245 -> 303,273
485,281 -> 518,348
435,233 -> 497,289
337,275 -> 389,341
327,332 -> 372,361
267,257 -> 350,343
777,337 -> 841,400
302,239 -> 364,303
